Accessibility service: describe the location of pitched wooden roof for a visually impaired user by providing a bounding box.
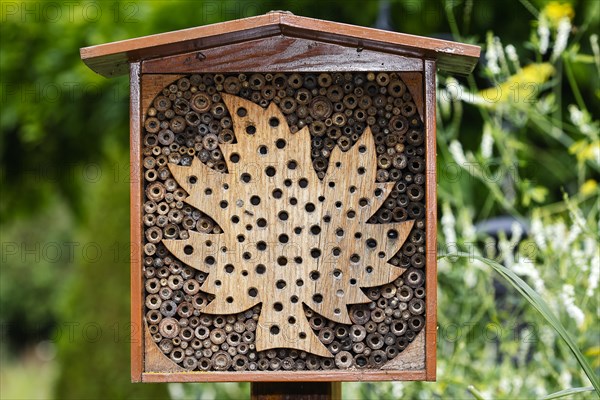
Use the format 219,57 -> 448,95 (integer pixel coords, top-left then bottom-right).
80,11 -> 480,78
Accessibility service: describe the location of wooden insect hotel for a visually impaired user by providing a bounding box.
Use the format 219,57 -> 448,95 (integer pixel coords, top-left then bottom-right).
80,12 -> 479,383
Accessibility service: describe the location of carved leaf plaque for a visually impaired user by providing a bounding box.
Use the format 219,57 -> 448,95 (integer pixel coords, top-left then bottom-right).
162,94 -> 414,357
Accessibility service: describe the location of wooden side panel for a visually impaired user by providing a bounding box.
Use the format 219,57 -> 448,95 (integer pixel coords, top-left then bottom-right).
424,59 -> 438,381
130,62 -> 143,382
142,36 -> 422,73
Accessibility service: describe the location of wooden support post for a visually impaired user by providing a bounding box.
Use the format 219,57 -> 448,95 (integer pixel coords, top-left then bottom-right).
251,382 -> 341,400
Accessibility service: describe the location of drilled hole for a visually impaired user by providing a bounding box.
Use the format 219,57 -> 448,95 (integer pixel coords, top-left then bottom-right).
250,195 -> 261,205
241,173 -> 251,183
265,166 -> 276,177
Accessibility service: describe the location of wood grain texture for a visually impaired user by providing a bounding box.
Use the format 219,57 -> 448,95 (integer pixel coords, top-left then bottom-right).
424,59 -> 438,381
381,330 -> 425,371
81,11 -> 480,77
141,36 -> 422,73
140,74 -> 184,122
129,62 -> 143,382
144,322 -> 186,373
399,72 -> 424,122
251,382 -> 341,400
142,370 -> 427,383
161,94 -> 414,358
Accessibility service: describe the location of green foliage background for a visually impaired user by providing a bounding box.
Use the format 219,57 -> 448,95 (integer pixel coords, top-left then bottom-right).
1,1 -> 598,399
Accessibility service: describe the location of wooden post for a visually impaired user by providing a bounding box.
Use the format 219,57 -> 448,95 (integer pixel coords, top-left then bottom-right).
251,382 -> 341,400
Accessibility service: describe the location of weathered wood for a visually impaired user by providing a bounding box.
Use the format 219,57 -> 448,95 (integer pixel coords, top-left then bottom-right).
141,36 -> 422,73
140,74 -> 184,120
424,59 -> 438,381
129,61 -> 143,382
142,370 -> 426,383
144,322 -> 186,373
381,330 -> 425,370
80,11 -> 480,77
251,382 -> 341,400
399,72 -> 424,122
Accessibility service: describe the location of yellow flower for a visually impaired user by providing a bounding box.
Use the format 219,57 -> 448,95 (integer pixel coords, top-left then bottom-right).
569,140 -> 600,163
542,1 -> 575,26
478,63 -> 555,106
542,2 -> 575,26
580,179 -> 598,196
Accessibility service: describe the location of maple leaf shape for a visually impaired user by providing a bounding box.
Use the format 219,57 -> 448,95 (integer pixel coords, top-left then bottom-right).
162,94 -> 414,357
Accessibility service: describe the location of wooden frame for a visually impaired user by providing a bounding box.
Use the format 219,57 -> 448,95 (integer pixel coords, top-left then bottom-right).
82,11 -> 479,384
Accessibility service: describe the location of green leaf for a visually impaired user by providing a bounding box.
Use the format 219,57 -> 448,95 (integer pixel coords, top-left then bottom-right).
441,253 -> 600,396
542,386 -> 596,399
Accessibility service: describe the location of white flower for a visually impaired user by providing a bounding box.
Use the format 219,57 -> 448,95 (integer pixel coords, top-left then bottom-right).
568,104 -> 596,137
391,382 -> 404,398
512,257 -> 545,294
464,268 -> 477,288
486,34 -> 501,75
459,209 -> 477,242
449,140 -> 467,166
538,17 -> 550,54
505,44 -> 521,71
530,216 -> 547,251
480,123 -> 494,159
559,369 -> 573,388
495,37 -> 509,74
441,202 -> 457,246
560,284 -> 585,328
510,221 -> 523,245
552,17 -> 571,61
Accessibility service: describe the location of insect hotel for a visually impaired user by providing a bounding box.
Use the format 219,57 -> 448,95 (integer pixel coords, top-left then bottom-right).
80,12 -> 479,383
